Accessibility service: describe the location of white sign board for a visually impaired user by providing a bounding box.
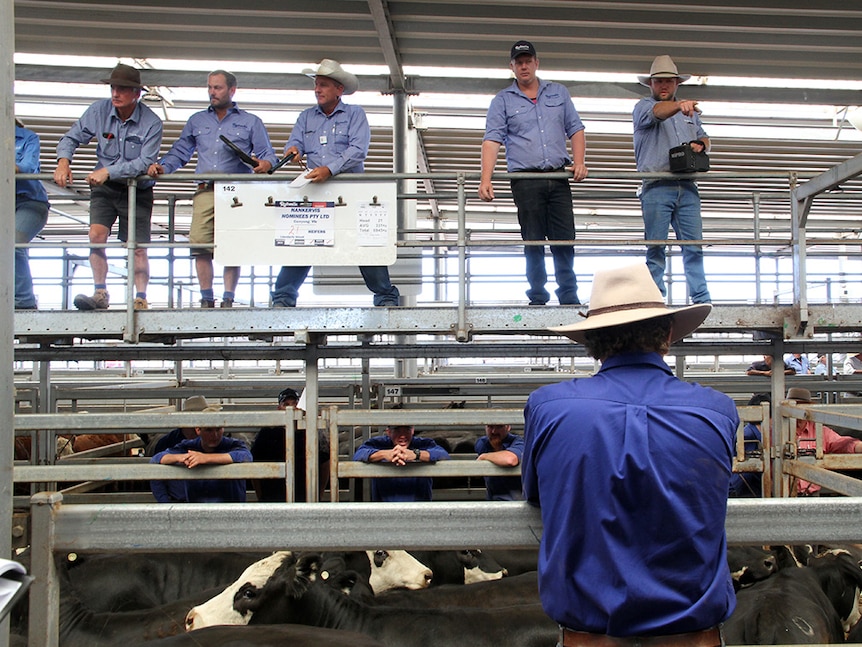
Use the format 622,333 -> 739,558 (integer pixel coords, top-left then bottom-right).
213,180 -> 397,266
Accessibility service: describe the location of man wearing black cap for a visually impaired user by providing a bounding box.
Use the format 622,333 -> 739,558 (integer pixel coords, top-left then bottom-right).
55,64 -> 163,311
250,387 -> 331,501
480,41 -> 587,306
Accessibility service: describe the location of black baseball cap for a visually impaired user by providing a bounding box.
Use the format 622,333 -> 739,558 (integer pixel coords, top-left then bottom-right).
510,40 -> 537,60
278,388 -> 300,403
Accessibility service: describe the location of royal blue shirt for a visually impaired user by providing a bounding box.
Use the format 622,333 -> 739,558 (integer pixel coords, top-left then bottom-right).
474,433 -> 524,500
150,436 -> 252,503
285,100 -> 369,175
523,352 -> 737,636
483,79 -> 584,172
632,95 -> 709,178
353,436 -> 450,502
56,98 -> 163,189
158,103 -> 277,174
15,125 -> 49,204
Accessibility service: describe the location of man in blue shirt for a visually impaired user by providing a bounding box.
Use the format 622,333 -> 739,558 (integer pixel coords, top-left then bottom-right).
480,40 -> 587,306
150,411 -> 252,503
148,70 -> 277,308
271,59 -> 400,308
633,55 -> 711,304
15,119 -> 50,310
523,263 -> 736,644
353,424 -> 449,502
474,423 -> 524,501
54,64 -> 163,311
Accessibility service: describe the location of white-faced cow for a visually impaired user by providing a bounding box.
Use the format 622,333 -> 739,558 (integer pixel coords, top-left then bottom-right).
186,549 -> 430,630
723,550 -> 862,644
190,552 -> 558,647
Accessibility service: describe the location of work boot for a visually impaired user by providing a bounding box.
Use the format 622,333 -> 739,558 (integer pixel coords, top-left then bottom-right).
220,298 -> 234,308
134,297 -> 149,310
200,299 -> 215,308
74,289 -> 109,311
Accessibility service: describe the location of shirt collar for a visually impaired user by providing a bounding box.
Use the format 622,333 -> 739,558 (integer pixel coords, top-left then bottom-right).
507,77 -> 548,99
206,102 -> 241,116
111,100 -> 142,124
598,351 -> 673,376
314,99 -> 346,118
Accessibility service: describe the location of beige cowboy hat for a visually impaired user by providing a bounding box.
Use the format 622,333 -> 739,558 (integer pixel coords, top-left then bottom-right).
100,63 -> 144,89
637,55 -> 691,86
182,395 -> 222,412
302,59 -> 358,95
551,263 -> 711,344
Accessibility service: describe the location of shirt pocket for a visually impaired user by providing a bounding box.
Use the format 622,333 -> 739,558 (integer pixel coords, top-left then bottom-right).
227,123 -> 252,149
331,117 -> 351,147
508,105 -> 535,137
123,135 -> 143,160
101,135 -> 120,161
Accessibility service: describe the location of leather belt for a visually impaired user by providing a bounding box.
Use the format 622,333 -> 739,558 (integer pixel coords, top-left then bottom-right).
560,626 -> 722,647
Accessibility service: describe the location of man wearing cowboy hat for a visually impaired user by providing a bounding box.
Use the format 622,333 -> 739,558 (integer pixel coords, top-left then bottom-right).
147,70 -> 278,308
480,40 -> 587,306
271,59 -> 400,308
54,63 -> 163,311
633,54 -> 712,304
522,263 -> 737,645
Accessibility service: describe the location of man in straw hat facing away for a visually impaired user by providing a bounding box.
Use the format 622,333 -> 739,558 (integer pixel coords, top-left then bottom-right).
271,59 -> 400,308
54,63 -> 163,311
523,263 -> 736,645
633,55 -> 711,304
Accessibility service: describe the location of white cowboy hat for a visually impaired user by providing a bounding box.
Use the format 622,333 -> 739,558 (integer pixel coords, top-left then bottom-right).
302,59 -> 358,95
637,55 -> 691,86
551,263 -> 711,344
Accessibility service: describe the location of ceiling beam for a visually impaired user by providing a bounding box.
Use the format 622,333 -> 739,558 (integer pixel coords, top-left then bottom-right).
366,0 -> 407,92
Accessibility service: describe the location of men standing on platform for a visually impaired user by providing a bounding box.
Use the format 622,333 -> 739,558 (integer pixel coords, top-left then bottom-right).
479,40 -> 588,306
270,59 -> 400,308
148,70 -> 276,308
523,263 -> 736,644
55,64 -> 163,311
633,55 -> 711,304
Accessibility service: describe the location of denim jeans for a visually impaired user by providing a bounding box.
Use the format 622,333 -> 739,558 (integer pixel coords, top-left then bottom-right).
271,265 -> 400,306
510,176 -> 578,304
640,180 -> 710,303
15,197 -> 49,308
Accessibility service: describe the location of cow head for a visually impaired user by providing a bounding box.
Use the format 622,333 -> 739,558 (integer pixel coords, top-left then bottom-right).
366,549 -> 432,592
727,546 -> 778,590
811,549 -> 862,634
459,549 -> 507,584
185,551 -> 294,631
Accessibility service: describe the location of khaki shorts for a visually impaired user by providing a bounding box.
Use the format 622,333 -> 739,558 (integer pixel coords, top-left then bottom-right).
189,188 -> 215,256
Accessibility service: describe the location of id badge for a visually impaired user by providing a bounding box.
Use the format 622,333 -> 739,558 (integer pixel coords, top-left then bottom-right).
319,135 -> 328,145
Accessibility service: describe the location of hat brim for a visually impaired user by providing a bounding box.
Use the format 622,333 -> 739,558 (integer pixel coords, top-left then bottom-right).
638,73 -> 691,87
551,303 -> 711,344
100,77 -> 143,89
301,68 -> 358,95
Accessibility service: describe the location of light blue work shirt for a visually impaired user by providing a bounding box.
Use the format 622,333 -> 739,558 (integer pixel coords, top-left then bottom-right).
158,103 -> 277,174
483,79 -> 584,172
16,126 -> 49,203
56,98 -> 163,189
632,95 -> 709,177
285,100 -> 369,175
523,352 -> 737,636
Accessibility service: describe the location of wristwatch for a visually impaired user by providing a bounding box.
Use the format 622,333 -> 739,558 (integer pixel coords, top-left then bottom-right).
413,449 -> 422,462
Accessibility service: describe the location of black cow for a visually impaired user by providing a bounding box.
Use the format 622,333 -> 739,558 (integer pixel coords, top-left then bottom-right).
409,549 -> 506,586
481,547 -> 538,576
61,551 -> 268,612
375,571 -> 538,608
137,624 -> 386,646
189,553 -> 558,646
727,545 -> 778,591
723,550 -> 862,644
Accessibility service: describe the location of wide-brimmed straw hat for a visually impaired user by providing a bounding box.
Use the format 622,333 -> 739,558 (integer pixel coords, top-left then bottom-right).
182,395 -> 222,412
302,59 -> 358,95
637,55 -> 691,86
551,263 -> 711,344
100,63 -> 144,89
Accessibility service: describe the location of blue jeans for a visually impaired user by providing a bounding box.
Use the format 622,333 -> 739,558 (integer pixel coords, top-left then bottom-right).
510,176 -> 578,304
15,197 -> 49,308
271,265 -> 400,306
640,180 -> 710,303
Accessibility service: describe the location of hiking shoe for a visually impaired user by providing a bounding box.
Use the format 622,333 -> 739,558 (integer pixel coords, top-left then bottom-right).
74,289 -> 109,311
134,297 -> 149,310
200,299 -> 215,308
220,298 -> 234,308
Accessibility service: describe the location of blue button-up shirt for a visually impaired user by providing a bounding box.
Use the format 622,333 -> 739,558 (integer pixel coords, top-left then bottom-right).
158,103 -> 277,174
150,436 -> 252,503
285,100 -> 370,175
353,436 -> 450,502
523,352 -> 737,636
483,79 -> 584,172
475,433 -> 524,500
56,98 -> 163,189
632,95 -> 709,176
16,125 -> 49,204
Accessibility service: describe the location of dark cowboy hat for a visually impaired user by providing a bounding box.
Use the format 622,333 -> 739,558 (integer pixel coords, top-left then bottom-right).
100,64 -> 143,89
